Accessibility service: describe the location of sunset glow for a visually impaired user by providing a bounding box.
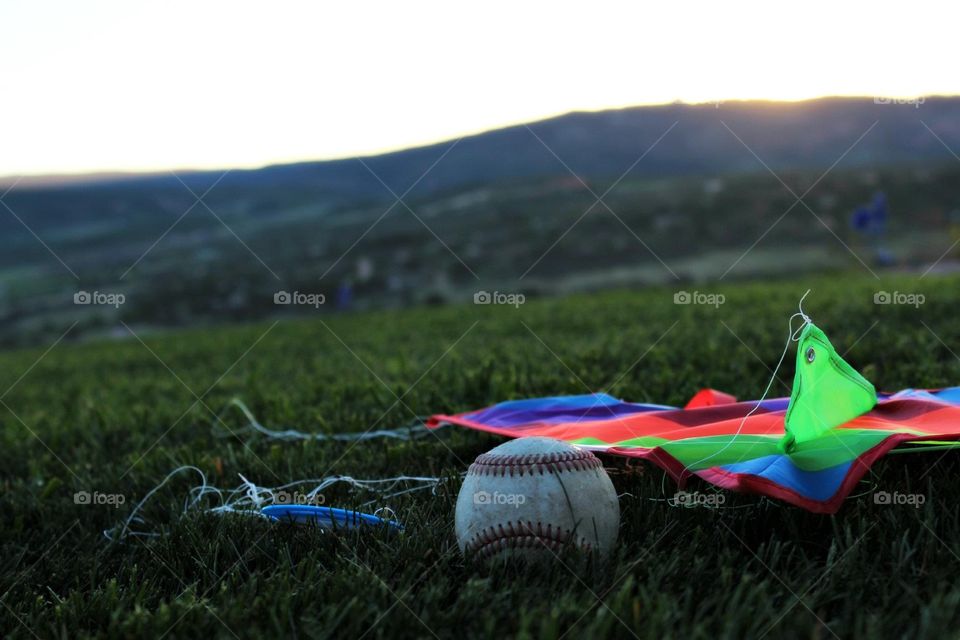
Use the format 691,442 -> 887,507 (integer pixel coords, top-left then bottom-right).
1,0 -> 954,176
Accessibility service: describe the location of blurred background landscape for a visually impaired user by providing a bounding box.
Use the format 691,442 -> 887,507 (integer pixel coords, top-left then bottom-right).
3,96 -> 960,346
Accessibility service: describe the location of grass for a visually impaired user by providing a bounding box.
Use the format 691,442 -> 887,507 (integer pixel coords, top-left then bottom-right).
2,272 -> 960,638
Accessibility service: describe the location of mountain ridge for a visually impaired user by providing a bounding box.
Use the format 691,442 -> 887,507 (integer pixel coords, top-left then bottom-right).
4,95 -> 957,196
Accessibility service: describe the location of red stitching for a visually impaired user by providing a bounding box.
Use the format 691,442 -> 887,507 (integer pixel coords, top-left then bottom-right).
464,521 -> 591,558
468,449 -> 602,477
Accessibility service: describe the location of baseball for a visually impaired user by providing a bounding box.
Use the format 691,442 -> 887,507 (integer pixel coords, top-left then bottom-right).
455,436 -> 619,561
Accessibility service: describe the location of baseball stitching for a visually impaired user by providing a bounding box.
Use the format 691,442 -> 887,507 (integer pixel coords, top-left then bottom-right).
468,449 -> 602,477
464,520 -> 590,559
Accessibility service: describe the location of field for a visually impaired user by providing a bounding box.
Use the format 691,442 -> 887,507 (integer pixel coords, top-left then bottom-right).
4,125 -> 960,348
2,272 -> 960,638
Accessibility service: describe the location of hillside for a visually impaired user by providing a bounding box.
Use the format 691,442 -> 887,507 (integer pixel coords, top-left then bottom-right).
2,97 -> 960,346
6,96 -> 959,200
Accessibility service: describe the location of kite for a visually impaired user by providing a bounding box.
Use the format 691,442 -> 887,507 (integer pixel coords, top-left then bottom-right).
428,319 -> 960,513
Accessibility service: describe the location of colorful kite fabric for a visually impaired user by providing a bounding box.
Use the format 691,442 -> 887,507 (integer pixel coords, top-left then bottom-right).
781,322 -> 877,452
427,387 -> 960,513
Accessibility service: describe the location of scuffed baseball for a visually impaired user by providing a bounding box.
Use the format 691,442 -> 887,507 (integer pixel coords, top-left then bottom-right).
455,437 -> 619,561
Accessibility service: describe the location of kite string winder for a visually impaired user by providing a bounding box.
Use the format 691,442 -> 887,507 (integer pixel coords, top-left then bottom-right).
110,396 -> 458,541
107,464 -> 451,542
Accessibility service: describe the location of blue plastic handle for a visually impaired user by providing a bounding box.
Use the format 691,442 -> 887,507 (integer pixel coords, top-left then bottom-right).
261,505 -> 403,531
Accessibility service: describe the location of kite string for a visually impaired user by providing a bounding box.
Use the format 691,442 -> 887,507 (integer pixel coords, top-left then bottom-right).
108,403 -> 453,541
106,466 -> 453,542
214,398 -> 439,442
678,290 -> 812,483
114,465 -> 211,542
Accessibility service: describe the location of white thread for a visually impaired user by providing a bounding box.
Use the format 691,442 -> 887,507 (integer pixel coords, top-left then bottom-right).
106,467 -> 451,542
215,398 -> 437,442
112,465 -> 210,542
373,507 -> 397,522
680,290 -> 812,481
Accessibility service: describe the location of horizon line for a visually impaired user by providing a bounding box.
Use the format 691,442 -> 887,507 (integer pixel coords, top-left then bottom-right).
2,92 -> 952,187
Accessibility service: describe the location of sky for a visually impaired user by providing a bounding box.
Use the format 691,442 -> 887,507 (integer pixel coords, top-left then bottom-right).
1,1 -> 956,177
